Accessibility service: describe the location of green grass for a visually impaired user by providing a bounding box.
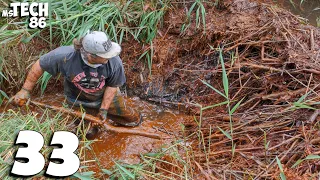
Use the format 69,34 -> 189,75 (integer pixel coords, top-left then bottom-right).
38,71 -> 53,96
276,156 -> 287,180
0,0 -> 212,81
200,47 -> 242,158
0,0 -> 174,79
181,0 -> 207,34
103,138 -> 194,180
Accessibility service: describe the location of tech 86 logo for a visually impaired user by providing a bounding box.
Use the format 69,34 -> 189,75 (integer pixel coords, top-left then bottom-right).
1,2 -> 48,29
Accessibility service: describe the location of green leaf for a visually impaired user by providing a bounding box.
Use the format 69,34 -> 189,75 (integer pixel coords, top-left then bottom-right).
180,123 -> 185,131
305,154 -> 320,160
219,48 -> 229,97
21,31 -> 39,43
276,156 -> 287,180
276,156 -> 284,172
217,126 -> 232,140
39,71 -> 52,95
115,161 -> 135,179
230,97 -> 245,115
0,71 -> 8,81
292,154 -> 320,168
291,159 -> 304,168
0,90 -> 9,99
200,79 -> 227,99
293,102 -> 315,110
200,3 -> 206,32
297,92 -> 310,103
195,7 -> 200,28
201,101 -> 228,111
72,171 -> 95,180
280,172 -> 287,180
266,141 -> 270,149
144,152 -> 161,157
102,169 -> 113,175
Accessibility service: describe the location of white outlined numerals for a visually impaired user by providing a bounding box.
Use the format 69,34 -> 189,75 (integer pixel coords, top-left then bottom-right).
28,17 -> 46,29
46,131 -> 80,177
11,130 -> 45,176
11,131 -> 80,177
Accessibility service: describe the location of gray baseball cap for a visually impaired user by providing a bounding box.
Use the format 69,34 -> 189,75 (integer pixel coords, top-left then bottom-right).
82,31 -> 121,59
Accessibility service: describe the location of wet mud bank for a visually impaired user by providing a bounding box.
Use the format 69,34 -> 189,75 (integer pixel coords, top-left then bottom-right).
120,0 -> 320,177
0,0 -> 319,178
122,0 -> 320,115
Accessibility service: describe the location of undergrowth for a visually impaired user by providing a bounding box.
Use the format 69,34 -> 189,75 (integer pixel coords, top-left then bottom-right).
0,0 -> 211,94
103,138 -> 194,179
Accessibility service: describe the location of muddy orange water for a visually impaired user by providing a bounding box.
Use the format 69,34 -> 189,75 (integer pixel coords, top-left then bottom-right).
1,93 -> 189,174
81,95 -> 187,171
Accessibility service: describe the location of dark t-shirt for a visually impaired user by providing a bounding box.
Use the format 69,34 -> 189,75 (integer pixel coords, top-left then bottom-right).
39,46 -> 126,102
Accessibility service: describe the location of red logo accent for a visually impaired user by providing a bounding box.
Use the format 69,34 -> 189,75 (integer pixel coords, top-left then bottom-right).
72,72 -> 106,93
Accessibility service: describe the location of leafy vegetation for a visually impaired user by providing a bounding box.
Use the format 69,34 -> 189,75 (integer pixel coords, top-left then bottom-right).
0,0 -> 319,179
0,0 -> 175,79
102,138 -> 194,179
200,47 -> 241,158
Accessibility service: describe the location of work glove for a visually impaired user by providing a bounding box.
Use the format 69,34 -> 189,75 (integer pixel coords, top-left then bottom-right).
12,88 -> 30,106
99,108 -> 108,123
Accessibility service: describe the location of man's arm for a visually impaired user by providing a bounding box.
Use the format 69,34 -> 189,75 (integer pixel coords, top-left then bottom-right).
13,60 -> 43,106
100,86 -> 118,110
22,60 -> 44,91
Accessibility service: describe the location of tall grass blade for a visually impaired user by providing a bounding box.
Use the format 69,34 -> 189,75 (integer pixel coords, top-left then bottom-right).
114,161 -> 135,179
72,171 -> 95,180
276,156 -> 286,180
292,154 -> 320,168
200,79 -> 227,99
217,126 -> 232,140
219,48 -> 228,97
305,154 -> 320,160
201,100 -> 228,111
230,97 -> 244,115
39,72 -> 52,95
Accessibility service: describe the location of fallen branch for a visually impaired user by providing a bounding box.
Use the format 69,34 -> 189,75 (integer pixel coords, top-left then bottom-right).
260,88 -> 307,100
30,101 -> 165,139
268,134 -> 302,151
192,147 -> 264,158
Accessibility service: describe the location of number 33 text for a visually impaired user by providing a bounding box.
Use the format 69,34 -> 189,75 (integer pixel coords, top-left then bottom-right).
11,130 -> 80,177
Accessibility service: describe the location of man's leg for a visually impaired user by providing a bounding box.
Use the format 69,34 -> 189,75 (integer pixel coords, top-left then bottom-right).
107,88 -> 142,127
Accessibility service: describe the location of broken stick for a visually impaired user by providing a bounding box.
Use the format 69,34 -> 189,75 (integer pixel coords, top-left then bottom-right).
30,101 -> 165,139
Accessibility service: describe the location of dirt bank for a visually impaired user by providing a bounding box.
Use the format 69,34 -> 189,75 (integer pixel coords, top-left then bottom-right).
120,0 -> 320,178
1,0 -> 319,178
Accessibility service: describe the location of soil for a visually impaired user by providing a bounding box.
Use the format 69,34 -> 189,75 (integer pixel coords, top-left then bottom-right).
1,0 -> 320,178
119,0 -> 320,178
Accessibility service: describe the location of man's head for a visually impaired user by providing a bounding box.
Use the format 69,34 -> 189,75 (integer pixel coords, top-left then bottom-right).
81,31 -> 121,65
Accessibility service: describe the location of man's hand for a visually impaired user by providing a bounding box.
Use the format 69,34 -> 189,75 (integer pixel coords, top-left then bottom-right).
11,60 -> 43,106
99,108 -> 108,123
12,89 -> 30,106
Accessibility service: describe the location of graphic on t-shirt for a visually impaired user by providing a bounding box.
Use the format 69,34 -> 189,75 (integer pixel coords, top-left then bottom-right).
72,72 -> 106,93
